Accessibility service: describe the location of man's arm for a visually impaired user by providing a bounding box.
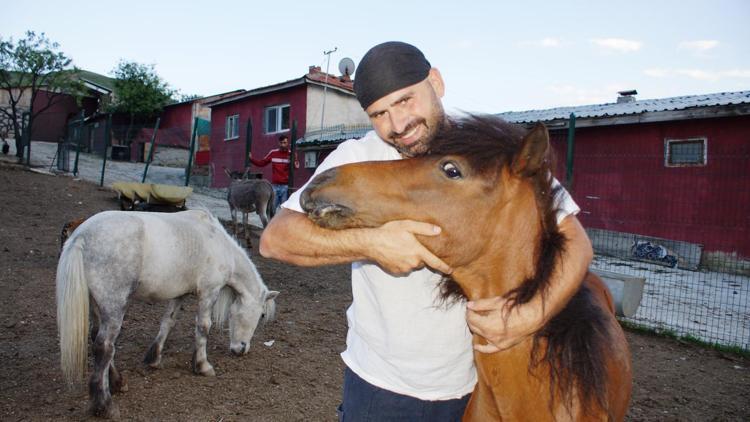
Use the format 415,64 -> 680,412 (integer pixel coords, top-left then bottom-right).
259,208 -> 452,275
465,214 -> 592,352
248,151 -> 271,167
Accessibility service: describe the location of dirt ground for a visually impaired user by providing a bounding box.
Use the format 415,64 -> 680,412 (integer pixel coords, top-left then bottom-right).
1,161 -> 748,421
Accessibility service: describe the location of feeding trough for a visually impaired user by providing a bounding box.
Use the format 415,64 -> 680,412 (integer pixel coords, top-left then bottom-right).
112,181 -> 193,211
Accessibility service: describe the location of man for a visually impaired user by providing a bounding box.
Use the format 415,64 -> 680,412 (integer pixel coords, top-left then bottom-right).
260,42 -> 593,421
248,134 -> 299,210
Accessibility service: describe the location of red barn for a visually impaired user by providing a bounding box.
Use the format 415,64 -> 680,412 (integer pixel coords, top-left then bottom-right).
499,90 -> 750,263
207,66 -> 369,188
2,70 -> 114,143
129,90 -> 246,163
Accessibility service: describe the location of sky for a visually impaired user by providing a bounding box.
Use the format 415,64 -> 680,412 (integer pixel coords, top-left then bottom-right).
3,0 -> 749,114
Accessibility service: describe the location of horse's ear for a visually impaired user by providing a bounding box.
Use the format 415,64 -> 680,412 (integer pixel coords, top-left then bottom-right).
512,123 -> 550,176
266,290 -> 279,300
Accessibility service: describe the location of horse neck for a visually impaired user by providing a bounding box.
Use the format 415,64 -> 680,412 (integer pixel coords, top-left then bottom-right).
454,183 -> 542,301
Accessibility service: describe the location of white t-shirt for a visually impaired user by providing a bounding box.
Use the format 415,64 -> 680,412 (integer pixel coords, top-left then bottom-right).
284,130 -> 580,400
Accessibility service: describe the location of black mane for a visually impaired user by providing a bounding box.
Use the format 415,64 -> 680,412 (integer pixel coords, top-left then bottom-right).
428,113 -> 611,415
427,114 -> 563,308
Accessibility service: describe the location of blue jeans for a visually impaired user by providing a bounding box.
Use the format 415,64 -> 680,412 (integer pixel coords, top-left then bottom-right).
272,184 -> 288,210
338,367 -> 470,421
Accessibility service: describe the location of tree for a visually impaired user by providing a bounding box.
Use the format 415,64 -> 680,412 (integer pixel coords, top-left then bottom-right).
177,93 -> 201,103
109,60 -> 175,145
0,31 -> 85,159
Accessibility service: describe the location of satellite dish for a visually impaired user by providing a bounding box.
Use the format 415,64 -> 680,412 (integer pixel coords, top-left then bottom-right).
338,57 -> 355,77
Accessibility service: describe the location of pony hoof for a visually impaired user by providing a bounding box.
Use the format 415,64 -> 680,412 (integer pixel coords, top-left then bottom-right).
194,362 -> 216,376
192,355 -> 216,376
143,343 -> 163,368
110,377 -> 129,394
90,401 -> 120,419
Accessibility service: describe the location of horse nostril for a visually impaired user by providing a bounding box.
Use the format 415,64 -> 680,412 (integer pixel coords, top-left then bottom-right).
300,189 -> 314,212
230,342 -> 249,356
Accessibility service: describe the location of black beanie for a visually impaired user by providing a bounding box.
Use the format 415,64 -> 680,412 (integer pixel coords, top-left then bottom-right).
354,41 -> 431,110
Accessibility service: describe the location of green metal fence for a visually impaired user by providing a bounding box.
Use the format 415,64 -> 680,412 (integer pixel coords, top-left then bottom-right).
549,124 -> 749,351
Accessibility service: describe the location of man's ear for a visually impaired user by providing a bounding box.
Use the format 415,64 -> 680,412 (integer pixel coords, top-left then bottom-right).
427,68 -> 445,98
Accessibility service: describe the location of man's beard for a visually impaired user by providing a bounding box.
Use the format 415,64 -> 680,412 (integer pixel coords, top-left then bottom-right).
389,116 -> 447,158
388,118 -> 428,157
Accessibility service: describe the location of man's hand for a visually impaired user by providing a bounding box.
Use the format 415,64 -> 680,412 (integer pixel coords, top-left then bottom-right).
465,215 -> 592,353
466,296 -> 538,353
260,209 -> 452,275
364,220 -> 452,275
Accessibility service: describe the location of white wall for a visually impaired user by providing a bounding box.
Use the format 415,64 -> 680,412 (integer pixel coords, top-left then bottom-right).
305,85 -> 369,131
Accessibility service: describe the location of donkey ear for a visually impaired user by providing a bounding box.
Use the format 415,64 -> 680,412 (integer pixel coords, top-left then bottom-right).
511,123 -> 550,176
223,166 -> 233,179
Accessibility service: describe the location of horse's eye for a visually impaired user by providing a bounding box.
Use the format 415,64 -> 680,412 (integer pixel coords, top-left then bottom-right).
442,162 -> 462,179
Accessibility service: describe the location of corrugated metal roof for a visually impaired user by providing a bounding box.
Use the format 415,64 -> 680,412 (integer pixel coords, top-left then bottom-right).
496,90 -> 750,124
297,124 -> 372,147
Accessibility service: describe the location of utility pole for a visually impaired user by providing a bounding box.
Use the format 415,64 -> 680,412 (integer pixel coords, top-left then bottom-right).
320,47 -> 338,130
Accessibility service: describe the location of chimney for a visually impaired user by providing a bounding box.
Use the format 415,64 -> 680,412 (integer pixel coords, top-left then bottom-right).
617,89 -> 638,103
308,65 -> 322,75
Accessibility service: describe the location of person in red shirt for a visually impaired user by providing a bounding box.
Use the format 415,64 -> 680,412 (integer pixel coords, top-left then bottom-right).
249,135 -> 299,210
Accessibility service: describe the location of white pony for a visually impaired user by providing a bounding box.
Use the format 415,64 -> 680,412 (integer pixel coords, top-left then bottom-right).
56,209 -> 279,418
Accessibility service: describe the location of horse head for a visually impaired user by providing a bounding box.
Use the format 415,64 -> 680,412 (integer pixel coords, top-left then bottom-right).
226,288 -> 279,355
301,115 -> 557,298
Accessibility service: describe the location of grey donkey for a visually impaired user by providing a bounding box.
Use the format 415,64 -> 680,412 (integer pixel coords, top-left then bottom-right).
224,167 -> 275,247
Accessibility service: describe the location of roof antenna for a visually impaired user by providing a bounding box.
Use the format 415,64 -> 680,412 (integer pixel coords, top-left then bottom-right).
320,47 -> 338,130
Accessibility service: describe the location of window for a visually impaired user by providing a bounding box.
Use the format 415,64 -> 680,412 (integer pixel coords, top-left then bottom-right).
225,114 -> 239,140
264,104 -> 290,134
665,137 -> 707,167
304,151 -> 317,168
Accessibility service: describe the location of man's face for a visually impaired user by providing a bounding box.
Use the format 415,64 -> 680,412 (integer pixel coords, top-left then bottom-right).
279,138 -> 289,150
364,68 -> 446,158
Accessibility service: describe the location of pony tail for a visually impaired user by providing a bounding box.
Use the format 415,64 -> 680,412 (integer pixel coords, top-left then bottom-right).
56,237 -> 90,387
212,286 -> 235,329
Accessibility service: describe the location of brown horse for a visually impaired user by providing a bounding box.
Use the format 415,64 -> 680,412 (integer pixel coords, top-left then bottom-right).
300,114 -> 632,421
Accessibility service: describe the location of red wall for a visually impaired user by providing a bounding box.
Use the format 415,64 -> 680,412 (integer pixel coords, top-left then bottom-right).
209,85 -> 307,187
557,115 -> 750,257
157,102 -> 193,148
31,91 -> 79,142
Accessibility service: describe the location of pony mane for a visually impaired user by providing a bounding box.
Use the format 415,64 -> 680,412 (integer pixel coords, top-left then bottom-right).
197,209 -> 271,327
428,114 -> 527,178
195,207 -> 255,269
428,114 -> 610,415
428,114 -> 564,307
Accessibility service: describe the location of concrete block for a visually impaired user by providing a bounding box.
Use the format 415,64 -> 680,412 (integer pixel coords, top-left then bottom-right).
591,269 -> 646,318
